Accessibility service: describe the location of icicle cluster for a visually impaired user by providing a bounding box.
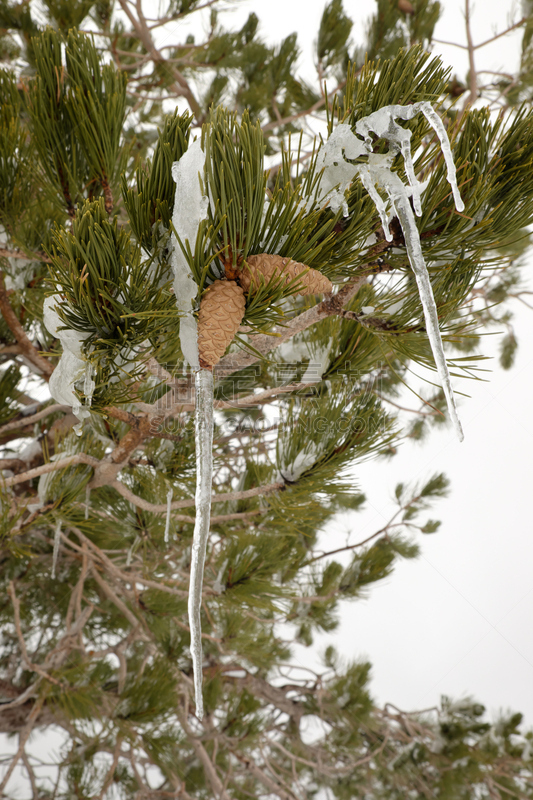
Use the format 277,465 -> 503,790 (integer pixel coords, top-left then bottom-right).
43,296 -> 95,427
313,103 -> 465,440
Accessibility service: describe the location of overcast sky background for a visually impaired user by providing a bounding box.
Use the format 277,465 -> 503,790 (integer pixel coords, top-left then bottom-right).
219,0 -> 533,728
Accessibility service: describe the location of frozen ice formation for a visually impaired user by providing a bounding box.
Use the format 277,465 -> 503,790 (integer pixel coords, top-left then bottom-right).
171,138 -> 209,370
188,367 -> 214,720
313,103 -> 465,440
43,295 -> 93,424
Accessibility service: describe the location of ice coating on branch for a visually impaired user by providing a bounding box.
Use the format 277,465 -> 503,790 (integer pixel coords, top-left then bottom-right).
164,488 -> 172,544
43,295 -> 91,424
313,104 -> 465,440
171,138 -> 209,369
188,368 -> 214,720
52,519 -> 62,579
354,102 -> 465,215
310,123 -> 367,216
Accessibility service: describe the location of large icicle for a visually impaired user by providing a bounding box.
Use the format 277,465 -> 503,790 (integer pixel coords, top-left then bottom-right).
369,153 -> 464,440
312,104 -> 465,439
188,368 -> 214,720
170,139 -> 215,718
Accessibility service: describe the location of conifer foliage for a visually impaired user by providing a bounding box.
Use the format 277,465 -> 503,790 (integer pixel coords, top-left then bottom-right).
1,0 -> 533,797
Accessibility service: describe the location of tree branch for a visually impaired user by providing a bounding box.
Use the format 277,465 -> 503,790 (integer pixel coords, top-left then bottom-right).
0,404 -> 70,437
0,270 -> 54,377
116,0 -> 203,121
109,478 -> 284,514
0,696 -> 45,795
2,454 -> 100,488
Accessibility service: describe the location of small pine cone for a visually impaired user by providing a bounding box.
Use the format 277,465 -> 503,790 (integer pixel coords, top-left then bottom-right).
398,0 -> 414,13
197,280 -> 246,368
239,254 -> 332,296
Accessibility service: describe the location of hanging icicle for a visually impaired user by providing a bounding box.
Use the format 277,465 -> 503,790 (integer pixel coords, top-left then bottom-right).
52,519 -> 62,579
313,103 -> 465,440
164,488 -> 173,544
85,485 -> 90,520
188,368 -> 214,720
171,140 -> 215,719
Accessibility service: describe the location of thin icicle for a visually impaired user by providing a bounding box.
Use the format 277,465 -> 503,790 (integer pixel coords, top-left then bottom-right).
376,161 -> 464,440
188,367 -> 214,720
52,519 -> 62,579
357,165 -> 393,241
85,485 -> 90,520
164,488 -> 173,544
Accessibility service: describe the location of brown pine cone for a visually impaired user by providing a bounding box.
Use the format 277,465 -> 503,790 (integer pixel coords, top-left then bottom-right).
197,280 -> 246,368
398,0 -> 414,13
238,254 -> 332,296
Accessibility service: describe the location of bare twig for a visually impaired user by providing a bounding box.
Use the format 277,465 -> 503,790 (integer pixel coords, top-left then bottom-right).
464,0 -> 478,109
0,247 -> 53,263
109,478 -> 284,514
178,710 -> 232,800
116,0 -> 203,121
0,696 -> 45,795
0,404 -> 71,437
8,582 -> 63,687
2,454 -> 100,488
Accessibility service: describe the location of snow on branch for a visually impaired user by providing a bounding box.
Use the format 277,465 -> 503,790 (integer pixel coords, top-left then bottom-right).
314,103 -> 465,440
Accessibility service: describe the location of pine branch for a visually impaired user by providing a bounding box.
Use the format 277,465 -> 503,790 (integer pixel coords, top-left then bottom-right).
0,247 -> 52,263
0,404 -> 70,436
116,0 -> 203,122
177,710 -> 233,799
8,582 -> 63,687
0,270 -> 54,377
108,479 -> 284,514
2,454 -> 100,488
0,695 -> 45,795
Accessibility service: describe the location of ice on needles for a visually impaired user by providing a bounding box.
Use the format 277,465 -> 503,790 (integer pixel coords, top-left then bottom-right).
315,104 -> 465,440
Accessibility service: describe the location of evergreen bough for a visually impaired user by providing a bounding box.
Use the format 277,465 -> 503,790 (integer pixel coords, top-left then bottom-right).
1,1 -> 533,797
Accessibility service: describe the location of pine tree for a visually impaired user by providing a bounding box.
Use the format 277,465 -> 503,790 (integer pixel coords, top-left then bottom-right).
1,1 -> 533,797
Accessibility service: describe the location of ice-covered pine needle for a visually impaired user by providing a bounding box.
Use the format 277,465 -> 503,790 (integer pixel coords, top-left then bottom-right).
314,102 -> 465,441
